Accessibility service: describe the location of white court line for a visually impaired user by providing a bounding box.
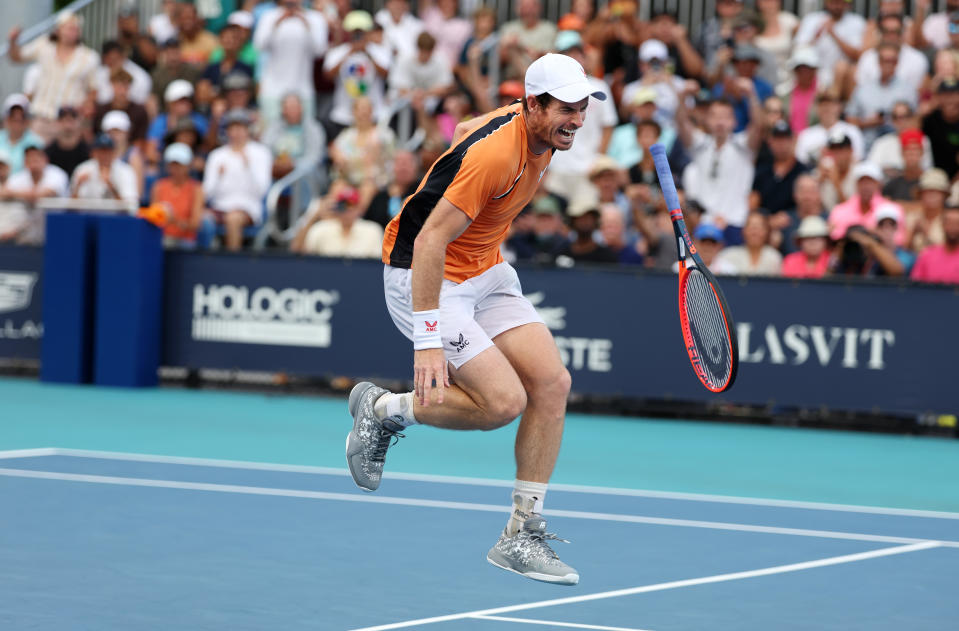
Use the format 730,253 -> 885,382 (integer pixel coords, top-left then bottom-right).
36,447 -> 959,521
1,467 -> 957,549
471,614 -> 654,631
347,542 -> 942,631
0,448 -> 58,460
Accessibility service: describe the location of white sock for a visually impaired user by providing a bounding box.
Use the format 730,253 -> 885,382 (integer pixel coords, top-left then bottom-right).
506,480 -> 547,536
373,391 -> 417,427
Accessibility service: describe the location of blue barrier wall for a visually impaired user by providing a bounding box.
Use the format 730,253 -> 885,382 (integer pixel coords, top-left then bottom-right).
0,246 -> 43,361
162,252 -> 959,416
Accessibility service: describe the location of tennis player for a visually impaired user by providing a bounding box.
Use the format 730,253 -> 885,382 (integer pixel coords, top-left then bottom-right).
346,54 -> 606,585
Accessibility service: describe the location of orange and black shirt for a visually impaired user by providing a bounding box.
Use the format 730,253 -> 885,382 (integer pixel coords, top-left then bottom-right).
382,102 -> 552,284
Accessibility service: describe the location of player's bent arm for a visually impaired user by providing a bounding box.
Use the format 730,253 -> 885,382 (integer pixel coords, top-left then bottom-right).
410,197 -> 472,311
452,116 -> 488,144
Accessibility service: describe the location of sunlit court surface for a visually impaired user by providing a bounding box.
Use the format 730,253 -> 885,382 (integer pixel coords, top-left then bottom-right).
1,379 -> 957,631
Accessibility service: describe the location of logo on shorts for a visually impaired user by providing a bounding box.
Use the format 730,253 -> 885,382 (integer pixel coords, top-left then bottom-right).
449,333 -> 469,352
425,320 -> 438,332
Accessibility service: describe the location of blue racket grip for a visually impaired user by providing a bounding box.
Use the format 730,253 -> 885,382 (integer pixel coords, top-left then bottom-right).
650,143 -> 680,211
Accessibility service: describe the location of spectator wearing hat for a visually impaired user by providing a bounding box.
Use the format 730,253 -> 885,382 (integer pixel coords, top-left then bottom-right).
1,143 -> 68,244
752,120 -> 810,217
815,130 -> 859,211
685,222 -> 736,274
856,13 -> 928,95
678,78 -> 763,245
868,102 -> 933,179
882,129 -> 927,207
911,206 -> 959,283
544,31 -> 617,203
828,161 -> 906,244
176,3 -> 219,67
556,196 -> 618,265
646,9 -> 704,81
6,13 -> 100,139
720,10 -> 780,88
323,10 -> 392,138
495,81 -> 526,108
0,95 -> 45,174
624,118 -> 667,211
498,0 -> 558,81
457,7 -> 499,109
695,0 -> 745,73
714,211 -> 783,275
795,89 -> 865,166
94,68 -> 150,144
905,168 -> 952,251
621,39 -> 686,125
921,78 -> 959,180
846,42 -> 919,149
152,142 -> 204,248
147,80 -> 210,166
44,107 -> 89,178
206,72 -> 260,149
779,173 -> 830,255
778,47 -> 820,135
102,110 -> 145,202
870,204 -> 915,275
71,133 -> 139,204
95,39 -> 153,107
388,31 -> 456,119
588,155 -> 631,225
253,0 -> 328,125
202,109 -> 273,251
781,215 -> 832,278
599,203 -> 644,265
209,11 -> 258,69
200,18 -> 256,99
420,0 -> 473,70
606,87 -> 677,169
710,43 -> 774,132
755,0 -> 800,90
794,0 -> 866,93
290,185 -> 384,258
150,38 -> 202,119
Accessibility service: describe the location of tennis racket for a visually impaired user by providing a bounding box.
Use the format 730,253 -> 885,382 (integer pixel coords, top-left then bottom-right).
650,144 -> 738,393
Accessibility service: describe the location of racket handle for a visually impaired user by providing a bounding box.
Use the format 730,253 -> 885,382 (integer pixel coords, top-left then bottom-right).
650,143 -> 680,211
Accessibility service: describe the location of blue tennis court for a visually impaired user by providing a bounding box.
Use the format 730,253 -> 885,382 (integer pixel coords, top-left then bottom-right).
1,379 -> 957,630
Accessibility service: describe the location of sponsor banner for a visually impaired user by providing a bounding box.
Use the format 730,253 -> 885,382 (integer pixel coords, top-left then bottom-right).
162,253 -> 959,415
0,246 -> 43,360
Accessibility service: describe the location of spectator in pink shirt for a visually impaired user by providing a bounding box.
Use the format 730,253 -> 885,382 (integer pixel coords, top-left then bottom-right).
828,162 -> 906,245
781,215 -> 831,278
911,206 -> 959,284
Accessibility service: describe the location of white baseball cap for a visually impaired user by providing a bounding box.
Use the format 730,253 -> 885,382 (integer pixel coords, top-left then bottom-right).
102,110 -> 131,132
163,142 -> 193,165
525,54 -> 607,103
3,93 -> 31,118
227,10 -> 254,29
164,79 -> 194,103
874,204 -> 902,225
639,39 -> 668,63
853,162 -> 883,183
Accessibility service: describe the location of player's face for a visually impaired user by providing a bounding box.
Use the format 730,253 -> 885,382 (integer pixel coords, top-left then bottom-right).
528,96 -> 588,153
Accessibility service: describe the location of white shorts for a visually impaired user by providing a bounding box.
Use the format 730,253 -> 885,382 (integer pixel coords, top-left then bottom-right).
383,262 -> 545,368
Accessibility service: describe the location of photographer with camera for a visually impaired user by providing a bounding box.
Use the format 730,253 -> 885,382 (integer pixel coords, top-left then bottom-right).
832,206 -> 911,277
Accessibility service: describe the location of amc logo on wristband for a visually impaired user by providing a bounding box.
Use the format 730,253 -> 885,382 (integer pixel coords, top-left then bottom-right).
424,320 -> 437,332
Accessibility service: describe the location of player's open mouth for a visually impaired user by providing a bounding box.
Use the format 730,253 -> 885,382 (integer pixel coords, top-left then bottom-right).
558,127 -> 576,139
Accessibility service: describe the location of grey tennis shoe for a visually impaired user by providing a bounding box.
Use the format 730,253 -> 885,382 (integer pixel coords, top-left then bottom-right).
487,516 -> 579,585
346,382 -> 405,492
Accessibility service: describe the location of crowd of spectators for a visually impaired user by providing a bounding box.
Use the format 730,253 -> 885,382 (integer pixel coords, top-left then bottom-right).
1,0 -> 958,283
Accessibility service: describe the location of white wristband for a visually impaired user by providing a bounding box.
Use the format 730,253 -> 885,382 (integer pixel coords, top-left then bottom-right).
412,309 -> 442,350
